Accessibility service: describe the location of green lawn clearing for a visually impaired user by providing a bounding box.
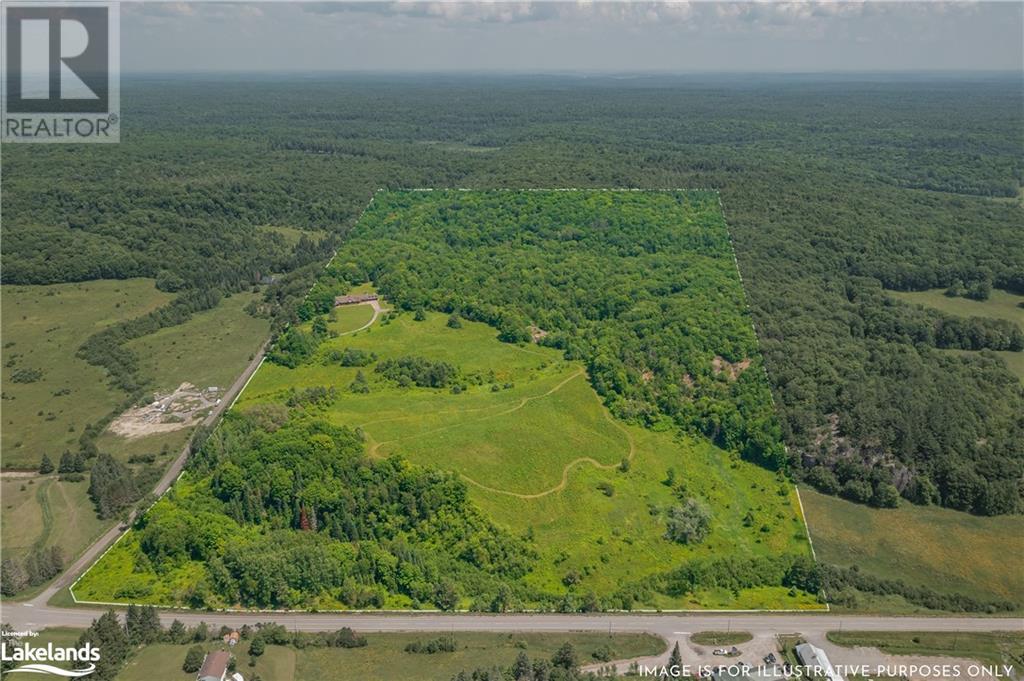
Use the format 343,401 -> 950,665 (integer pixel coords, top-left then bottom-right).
890,288 -> 1024,380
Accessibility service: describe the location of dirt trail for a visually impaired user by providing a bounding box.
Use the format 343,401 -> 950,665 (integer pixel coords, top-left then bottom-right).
461,404 -> 637,500
338,299 -> 388,337
365,369 -> 585,456
364,368 -> 638,499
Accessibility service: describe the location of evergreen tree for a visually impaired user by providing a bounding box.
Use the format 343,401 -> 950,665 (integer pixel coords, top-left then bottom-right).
77,610 -> 129,680
669,642 -> 683,671
511,651 -> 533,681
0,558 -> 28,595
167,619 -> 187,644
182,645 -> 205,674
58,451 -> 75,474
551,642 -> 578,670
88,453 -> 139,519
38,454 -> 54,474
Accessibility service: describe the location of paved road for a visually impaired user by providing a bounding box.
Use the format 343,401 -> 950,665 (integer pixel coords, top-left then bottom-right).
3,604 -> 1021,637
22,340 -> 270,609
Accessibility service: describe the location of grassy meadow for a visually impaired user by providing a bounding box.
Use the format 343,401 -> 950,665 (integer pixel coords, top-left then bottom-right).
890,288 -> 1024,380
125,290 -> 269,394
112,632 -> 663,681
801,488 -> 1024,607
827,632 -> 1024,672
2,280 -> 272,596
234,310 -> 816,609
0,476 -> 109,562
1,279 -> 173,469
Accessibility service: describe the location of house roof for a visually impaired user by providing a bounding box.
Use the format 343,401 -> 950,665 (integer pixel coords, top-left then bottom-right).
197,650 -> 230,681
795,644 -> 844,681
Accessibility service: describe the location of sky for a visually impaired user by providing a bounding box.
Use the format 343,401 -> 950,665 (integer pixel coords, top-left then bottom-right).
122,1 -> 1024,73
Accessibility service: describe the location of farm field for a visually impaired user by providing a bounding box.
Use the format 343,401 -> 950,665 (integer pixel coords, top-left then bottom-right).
801,488 -> 1024,607
114,633 -> 664,681
890,289 -> 1024,380
0,279 -> 173,469
76,190 -> 817,611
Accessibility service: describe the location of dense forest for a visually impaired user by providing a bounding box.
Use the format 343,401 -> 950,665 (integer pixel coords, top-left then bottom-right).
2,75 -> 1021,522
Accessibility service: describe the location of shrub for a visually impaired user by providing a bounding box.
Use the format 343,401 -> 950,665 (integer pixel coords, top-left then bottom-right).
665,498 -> 711,545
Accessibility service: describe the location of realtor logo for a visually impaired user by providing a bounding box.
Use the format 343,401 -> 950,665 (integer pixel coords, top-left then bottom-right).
2,2 -> 119,142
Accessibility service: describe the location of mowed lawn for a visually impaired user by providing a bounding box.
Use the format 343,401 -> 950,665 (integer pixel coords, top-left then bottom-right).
115,633 -> 663,681
331,302 -> 376,334
890,288 -> 1024,380
801,488 -> 1024,605
239,311 -> 817,610
1,279 -> 172,469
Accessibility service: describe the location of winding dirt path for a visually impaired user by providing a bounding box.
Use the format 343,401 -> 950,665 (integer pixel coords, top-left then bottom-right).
461,400 -> 637,500
365,369 -> 585,456
338,299 -> 389,336
363,367 -> 639,499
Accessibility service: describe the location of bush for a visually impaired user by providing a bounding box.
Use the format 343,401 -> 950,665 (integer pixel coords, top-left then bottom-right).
665,498 -> 711,545
404,636 -> 456,654
841,479 -> 873,504
328,627 -> 368,648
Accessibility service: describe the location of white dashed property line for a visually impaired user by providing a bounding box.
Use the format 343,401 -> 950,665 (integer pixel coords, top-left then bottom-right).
718,193 -> 823,610
69,188 -> 827,615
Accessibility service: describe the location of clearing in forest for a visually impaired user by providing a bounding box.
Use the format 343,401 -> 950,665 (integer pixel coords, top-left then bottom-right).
77,190 -> 818,611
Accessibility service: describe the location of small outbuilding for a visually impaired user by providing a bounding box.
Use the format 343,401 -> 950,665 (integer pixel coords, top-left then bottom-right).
334,293 -> 378,306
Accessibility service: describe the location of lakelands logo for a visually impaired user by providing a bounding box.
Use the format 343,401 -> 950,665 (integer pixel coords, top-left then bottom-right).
1,634 -> 99,678
1,1 -> 120,142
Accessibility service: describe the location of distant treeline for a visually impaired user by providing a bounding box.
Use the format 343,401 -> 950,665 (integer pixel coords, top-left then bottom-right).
2,77 -> 1020,524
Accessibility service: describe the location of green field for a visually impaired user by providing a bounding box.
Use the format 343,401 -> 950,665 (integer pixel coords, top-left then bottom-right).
802,488 -> 1024,607
890,288 -> 1024,380
229,309 -> 816,609
890,288 -> 1024,325
115,633 -> 663,681
125,290 -> 269,394
0,476 -> 108,561
1,281 -> 272,597
1,279 -> 173,469
331,302 -> 376,335
827,632 -> 1024,672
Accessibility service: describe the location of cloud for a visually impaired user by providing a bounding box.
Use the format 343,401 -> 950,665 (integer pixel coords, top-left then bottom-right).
302,1 -> 562,24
